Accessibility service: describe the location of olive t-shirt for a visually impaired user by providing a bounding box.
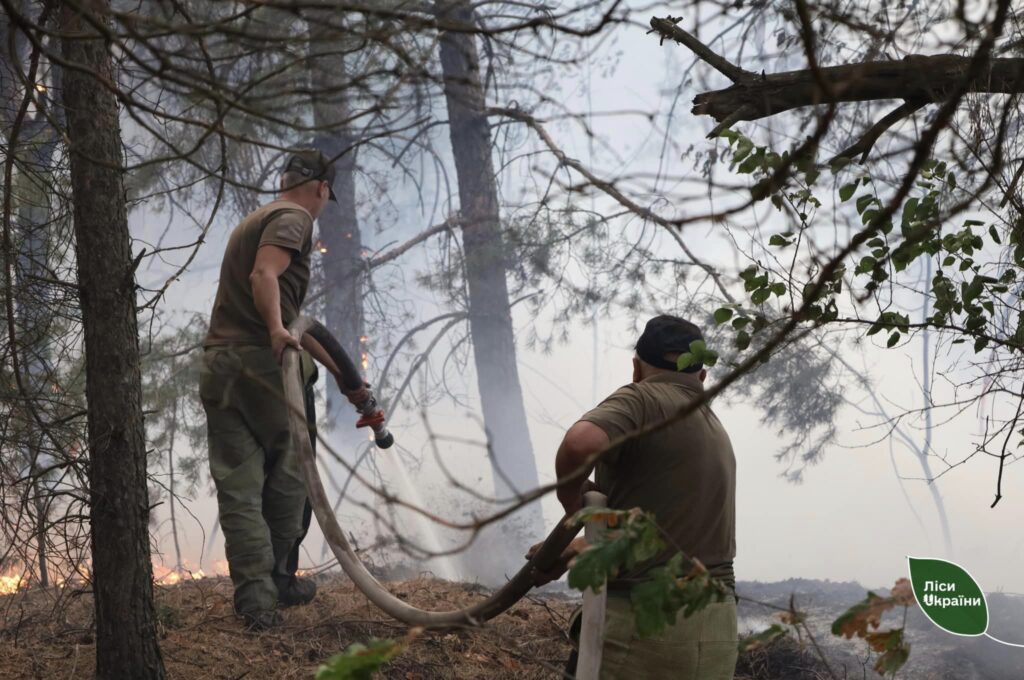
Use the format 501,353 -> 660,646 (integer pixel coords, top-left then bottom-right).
578,371 -> 737,591
204,200 -> 314,347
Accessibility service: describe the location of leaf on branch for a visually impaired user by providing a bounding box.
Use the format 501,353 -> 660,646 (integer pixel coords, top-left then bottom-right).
316,632 -> 418,680
738,624 -> 788,653
567,508 -> 664,593
831,592 -> 896,639
714,307 -> 734,324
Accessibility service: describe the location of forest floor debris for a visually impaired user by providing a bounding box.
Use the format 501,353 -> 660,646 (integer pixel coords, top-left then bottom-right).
2,574 -> 1020,678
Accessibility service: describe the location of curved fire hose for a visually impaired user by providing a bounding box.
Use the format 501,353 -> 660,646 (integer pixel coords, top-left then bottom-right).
284,315 -> 581,626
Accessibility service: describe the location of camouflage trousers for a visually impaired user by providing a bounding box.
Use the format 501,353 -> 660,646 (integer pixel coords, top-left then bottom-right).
199,345 -> 315,615
588,592 -> 738,680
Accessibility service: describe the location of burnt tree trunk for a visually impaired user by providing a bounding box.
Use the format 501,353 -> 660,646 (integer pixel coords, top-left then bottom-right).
436,0 -> 541,531
309,23 -> 366,422
59,1 -> 166,677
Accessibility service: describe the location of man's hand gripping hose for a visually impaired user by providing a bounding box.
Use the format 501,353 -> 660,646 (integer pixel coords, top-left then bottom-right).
302,316 -> 394,449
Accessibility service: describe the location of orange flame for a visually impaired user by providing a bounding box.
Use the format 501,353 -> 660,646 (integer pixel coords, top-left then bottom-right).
151,558 -> 227,586
0,569 -> 28,595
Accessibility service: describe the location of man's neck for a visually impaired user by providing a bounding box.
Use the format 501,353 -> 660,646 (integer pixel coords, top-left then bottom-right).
276,194 -> 313,216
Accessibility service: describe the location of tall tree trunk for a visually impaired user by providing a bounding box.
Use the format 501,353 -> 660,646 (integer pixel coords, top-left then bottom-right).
3,0 -> 52,590
166,396 -> 183,570
59,2 -> 166,677
308,23 -> 365,422
15,122 -> 56,589
436,1 -> 541,532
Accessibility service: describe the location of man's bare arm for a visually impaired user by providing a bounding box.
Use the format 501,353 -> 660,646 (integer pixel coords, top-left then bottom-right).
554,420 -> 610,515
250,244 -> 298,363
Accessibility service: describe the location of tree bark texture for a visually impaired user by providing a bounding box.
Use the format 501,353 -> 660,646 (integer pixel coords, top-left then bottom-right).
436,1 -> 541,513
309,23 -> 365,421
649,18 -> 1024,124
59,1 -> 166,677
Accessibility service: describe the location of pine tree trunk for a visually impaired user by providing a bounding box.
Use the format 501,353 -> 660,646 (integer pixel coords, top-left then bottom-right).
16,124 -> 56,590
59,1 -> 166,677
309,24 -> 365,421
167,397 -> 183,570
436,0 -> 541,531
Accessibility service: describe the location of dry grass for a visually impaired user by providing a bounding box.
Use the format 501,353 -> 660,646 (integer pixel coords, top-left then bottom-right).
0,574 -> 577,679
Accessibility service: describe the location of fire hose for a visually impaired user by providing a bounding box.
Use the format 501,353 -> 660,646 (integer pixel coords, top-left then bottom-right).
284,315 -> 581,627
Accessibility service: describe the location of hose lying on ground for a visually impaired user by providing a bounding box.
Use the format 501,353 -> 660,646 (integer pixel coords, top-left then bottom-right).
284,315 -> 581,627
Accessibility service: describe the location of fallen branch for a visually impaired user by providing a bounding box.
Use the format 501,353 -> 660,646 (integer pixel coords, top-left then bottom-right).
649,15 -> 1024,161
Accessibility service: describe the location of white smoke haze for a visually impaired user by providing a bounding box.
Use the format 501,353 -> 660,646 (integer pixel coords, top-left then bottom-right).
5,1 -> 1024,677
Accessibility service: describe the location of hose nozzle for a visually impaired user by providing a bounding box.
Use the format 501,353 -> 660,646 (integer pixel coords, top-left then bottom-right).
355,392 -> 394,449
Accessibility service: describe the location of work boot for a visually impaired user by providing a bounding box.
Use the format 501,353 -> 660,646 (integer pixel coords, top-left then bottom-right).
240,608 -> 283,632
275,574 -> 317,608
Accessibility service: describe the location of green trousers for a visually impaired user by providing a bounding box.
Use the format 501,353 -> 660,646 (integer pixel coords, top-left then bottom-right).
598,592 -> 738,680
199,345 -> 308,615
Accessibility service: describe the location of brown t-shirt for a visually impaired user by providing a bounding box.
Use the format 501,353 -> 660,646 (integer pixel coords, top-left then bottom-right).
579,371 -> 736,590
204,200 -> 314,347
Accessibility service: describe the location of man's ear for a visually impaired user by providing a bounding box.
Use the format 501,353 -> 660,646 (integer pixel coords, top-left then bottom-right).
698,368 -> 707,383
632,357 -> 641,383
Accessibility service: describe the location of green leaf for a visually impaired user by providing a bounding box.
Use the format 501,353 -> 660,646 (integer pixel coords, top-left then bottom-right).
770,282 -> 786,297
739,624 -> 788,653
875,641 -> 910,676
567,509 -> 665,594
856,194 -> 876,215
737,156 -> 759,174
732,137 -> 754,164
974,337 -> 989,352
316,639 -> 405,680
830,156 -> 852,173
989,225 -> 1002,244
735,330 -> 751,350
769,234 -> 789,247
713,307 -> 734,324
676,353 -> 694,371
839,183 -> 857,202
751,288 -> 770,305
886,331 -> 900,348
908,557 -> 989,636
901,197 -> 919,229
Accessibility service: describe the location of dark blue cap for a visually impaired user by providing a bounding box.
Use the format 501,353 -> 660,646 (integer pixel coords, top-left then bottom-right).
635,315 -> 704,372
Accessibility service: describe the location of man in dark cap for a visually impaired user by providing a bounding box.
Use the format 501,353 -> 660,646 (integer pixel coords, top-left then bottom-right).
531,314 -> 737,679
200,149 -> 370,630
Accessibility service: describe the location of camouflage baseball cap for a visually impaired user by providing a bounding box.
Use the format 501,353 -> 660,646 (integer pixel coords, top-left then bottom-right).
283,149 -> 337,201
